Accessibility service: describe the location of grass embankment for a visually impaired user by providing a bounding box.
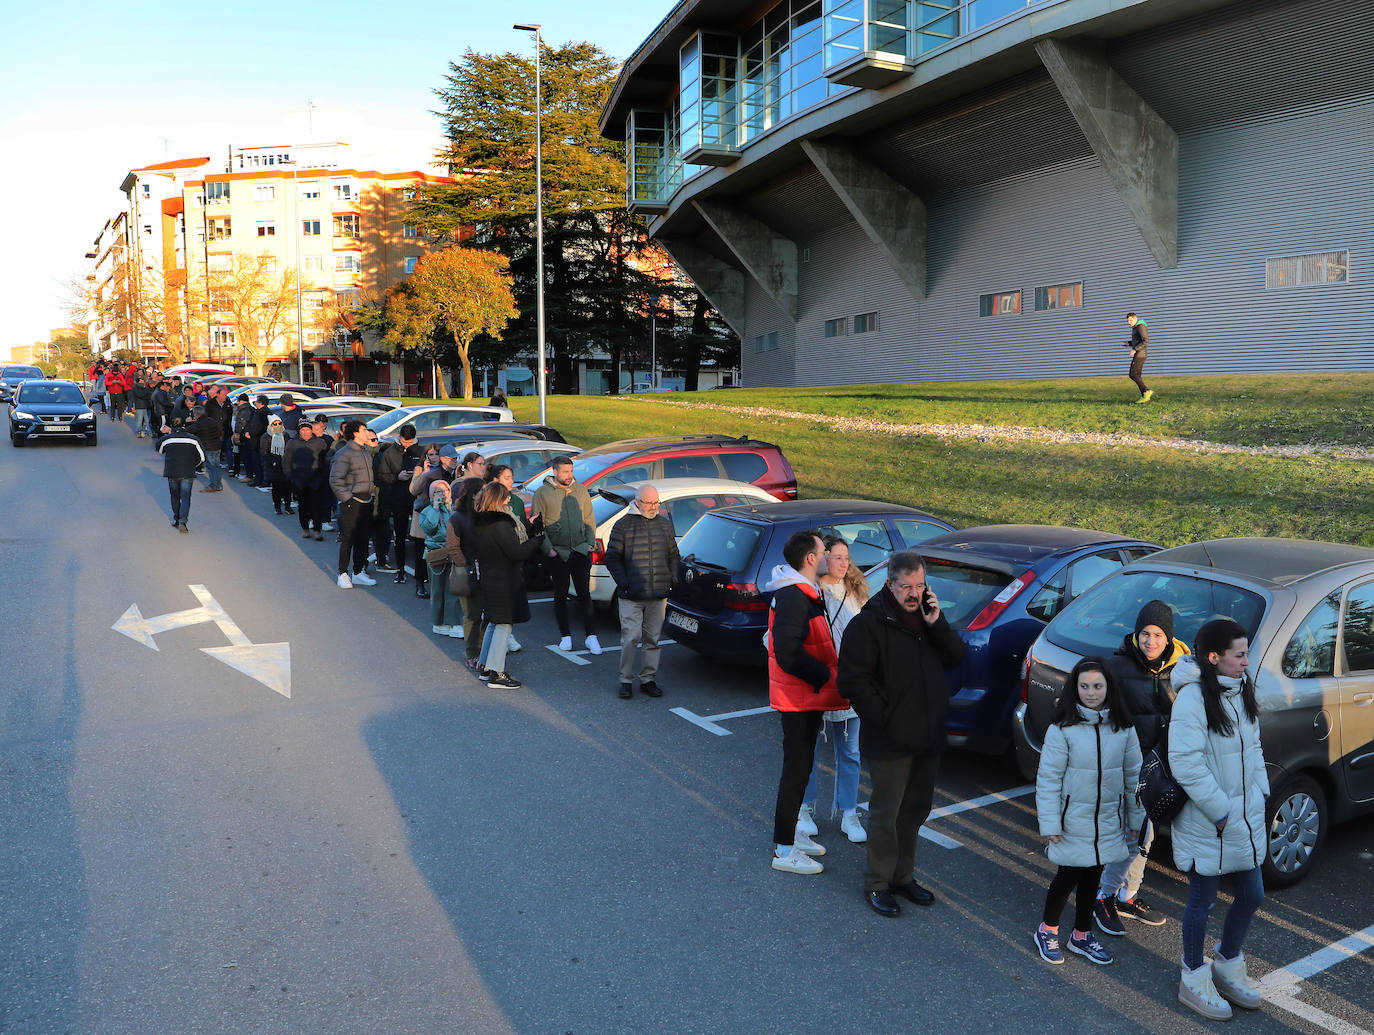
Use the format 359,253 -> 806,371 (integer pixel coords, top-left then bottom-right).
497,374 -> 1374,549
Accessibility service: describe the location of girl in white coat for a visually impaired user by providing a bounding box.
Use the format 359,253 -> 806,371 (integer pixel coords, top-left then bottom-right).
1034,658 -> 1143,967
1169,618 -> 1268,1021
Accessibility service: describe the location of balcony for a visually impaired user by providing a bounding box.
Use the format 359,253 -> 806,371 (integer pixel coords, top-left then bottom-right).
823,0 -> 916,88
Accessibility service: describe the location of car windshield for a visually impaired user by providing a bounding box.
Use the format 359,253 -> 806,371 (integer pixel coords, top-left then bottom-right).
367,409 -> 412,433
677,514 -> 764,576
593,490 -> 631,527
571,452 -> 632,484
18,383 -> 85,404
1046,570 -> 1267,658
924,560 -> 1016,629
3,366 -> 43,380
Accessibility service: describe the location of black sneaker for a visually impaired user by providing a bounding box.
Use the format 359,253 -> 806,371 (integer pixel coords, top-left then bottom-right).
618,682 -> 633,699
1116,896 -> 1166,926
487,672 -> 521,690
640,680 -> 663,698
1093,894 -> 1126,937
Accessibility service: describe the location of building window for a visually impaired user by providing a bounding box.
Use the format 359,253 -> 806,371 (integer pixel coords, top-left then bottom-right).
853,311 -> 878,333
141,184 -> 151,198
402,223 -> 419,239
335,253 -> 361,273
334,214 -> 360,239
208,254 -> 232,272
979,291 -> 1021,317
753,330 -> 780,353
300,182 -> 321,200
206,181 -> 231,203
208,217 -> 231,240
1266,251 -> 1349,289
302,219 -> 321,236
402,187 -> 417,201
211,327 -> 235,347
143,224 -> 153,235
256,222 -> 276,237
333,181 -> 354,202
1034,282 -> 1083,310
262,256 -> 278,273
303,255 -> 323,272
254,184 -> 275,201
404,256 -> 418,275
824,317 -> 847,338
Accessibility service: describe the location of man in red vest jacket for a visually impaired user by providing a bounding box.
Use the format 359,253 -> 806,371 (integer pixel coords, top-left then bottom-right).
766,529 -> 847,875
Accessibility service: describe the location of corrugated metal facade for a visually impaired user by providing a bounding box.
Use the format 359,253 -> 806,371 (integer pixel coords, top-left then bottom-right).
731,0 -> 1374,385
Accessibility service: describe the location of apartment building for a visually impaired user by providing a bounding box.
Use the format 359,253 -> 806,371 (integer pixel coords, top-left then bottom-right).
88,212 -> 131,356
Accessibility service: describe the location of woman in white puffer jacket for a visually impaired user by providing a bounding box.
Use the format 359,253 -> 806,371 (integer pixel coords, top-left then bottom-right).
1033,658 -> 1143,967
1169,618 -> 1269,1021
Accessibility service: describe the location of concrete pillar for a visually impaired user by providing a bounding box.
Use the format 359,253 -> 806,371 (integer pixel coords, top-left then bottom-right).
692,201 -> 798,322
658,237 -> 748,338
801,139 -> 926,300
1036,38 -> 1178,269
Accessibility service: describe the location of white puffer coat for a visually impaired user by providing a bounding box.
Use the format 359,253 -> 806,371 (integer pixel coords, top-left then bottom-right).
1168,657 -> 1269,876
1036,705 -> 1144,868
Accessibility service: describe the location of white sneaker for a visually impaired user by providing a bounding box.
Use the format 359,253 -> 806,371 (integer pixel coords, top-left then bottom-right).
793,830 -> 826,857
1212,947 -> 1261,1010
367,553 -> 376,563
432,625 -> 452,635
507,635 -> 521,652
337,573 -> 353,589
257,486 -> 272,493
771,846 -> 823,875
351,572 -> 377,586
796,805 -> 819,838
841,811 -> 868,844
449,626 -> 464,639
321,522 -> 334,531
558,636 -> 573,651
585,635 -> 602,655
1178,961 -> 1233,1021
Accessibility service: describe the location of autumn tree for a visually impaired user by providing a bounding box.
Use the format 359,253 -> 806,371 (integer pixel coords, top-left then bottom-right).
213,254 -> 302,375
384,248 -> 517,400
411,43 -> 738,394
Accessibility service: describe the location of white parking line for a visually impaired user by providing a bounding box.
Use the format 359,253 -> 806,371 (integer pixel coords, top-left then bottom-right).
668,707 -> 732,736
1258,924 -> 1374,1034
544,638 -> 676,667
705,705 -> 773,722
927,785 -> 1035,819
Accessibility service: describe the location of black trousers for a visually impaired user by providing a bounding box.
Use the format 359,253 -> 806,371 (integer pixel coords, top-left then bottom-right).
866,752 -> 940,891
1044,864 -> 1105,933
296,484 -> 330,531
337,498 -> 373,575
773,711 -> 824,846
1128,348 -> 1149,395
549,550 -> 595,637
388,498 -> 414,570
271,479 -> 293,512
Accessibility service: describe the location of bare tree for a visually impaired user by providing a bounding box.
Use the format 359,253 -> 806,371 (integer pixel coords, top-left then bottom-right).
212,254 -> 302,375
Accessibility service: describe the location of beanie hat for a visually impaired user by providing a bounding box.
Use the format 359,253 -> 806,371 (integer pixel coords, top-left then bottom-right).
1134,599 -> 1174,642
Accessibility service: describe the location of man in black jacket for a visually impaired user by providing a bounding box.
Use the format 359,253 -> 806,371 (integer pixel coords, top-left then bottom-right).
131,377 -> 154,438
284,420 -> 331,539
838,551 -> 965,917
1122,312 -> 1153,403
243,397 -> 270,487
187,404 -> 224,491
604,483 -> 679,700
372,423 -> 421,579
158,425 -> 206,533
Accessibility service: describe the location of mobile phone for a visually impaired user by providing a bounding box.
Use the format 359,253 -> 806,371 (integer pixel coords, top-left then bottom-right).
922,588 -> 937,616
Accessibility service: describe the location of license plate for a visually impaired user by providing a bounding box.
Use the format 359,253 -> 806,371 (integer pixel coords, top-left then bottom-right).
667,610 -> 698,634
45,425 -> 71,432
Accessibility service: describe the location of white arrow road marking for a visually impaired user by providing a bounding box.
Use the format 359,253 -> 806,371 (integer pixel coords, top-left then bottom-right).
1256,924 -> 1374,1034
112,584 -> 291,698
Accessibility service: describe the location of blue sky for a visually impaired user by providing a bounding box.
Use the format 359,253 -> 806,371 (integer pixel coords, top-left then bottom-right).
0,0 -> 668,358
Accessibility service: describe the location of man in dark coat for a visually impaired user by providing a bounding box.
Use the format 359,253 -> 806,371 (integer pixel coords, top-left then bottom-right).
187,404 -> 224,491
604,483 -> 679,700
838,550 -> 965,917
131,377 -> 154,438
244,397 -> 270,487
1123,312 -> 1153,403
157,424 -> 206,532
151,379 -> 174,436
284,420 -> 331,540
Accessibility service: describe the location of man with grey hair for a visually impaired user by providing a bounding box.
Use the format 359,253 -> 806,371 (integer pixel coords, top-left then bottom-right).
838,550 -> 965,918
603,483 -> 680,699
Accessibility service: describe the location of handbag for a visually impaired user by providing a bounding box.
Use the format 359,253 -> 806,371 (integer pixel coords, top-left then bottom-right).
447,563 -> 472,598
1137,723 -> 1186,825
424,545 -> 449,567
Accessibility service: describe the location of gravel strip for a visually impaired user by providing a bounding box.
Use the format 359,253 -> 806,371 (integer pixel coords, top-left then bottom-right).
640,399 -> 1373,460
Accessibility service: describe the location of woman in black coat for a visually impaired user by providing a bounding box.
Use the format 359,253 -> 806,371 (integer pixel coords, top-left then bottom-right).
472,482 -> 544,690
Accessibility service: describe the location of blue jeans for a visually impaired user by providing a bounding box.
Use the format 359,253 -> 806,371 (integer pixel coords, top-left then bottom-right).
803,715 -> 861,814
135,409 -> 150,434
167,477 -> 194,524
1182,865 -> 1265,970
203,456 -> 223,488
1100,819 -> 1155,901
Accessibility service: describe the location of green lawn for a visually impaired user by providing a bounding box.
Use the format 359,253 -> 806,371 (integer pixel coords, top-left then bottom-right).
597,374 -> 1374,448
494,383 -> 1374,549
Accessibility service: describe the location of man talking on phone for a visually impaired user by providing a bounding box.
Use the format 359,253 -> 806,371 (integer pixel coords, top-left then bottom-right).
838,551 -> 965,919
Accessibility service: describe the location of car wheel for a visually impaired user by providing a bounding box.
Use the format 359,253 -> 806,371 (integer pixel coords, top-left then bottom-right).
1263,773 -> 1327,888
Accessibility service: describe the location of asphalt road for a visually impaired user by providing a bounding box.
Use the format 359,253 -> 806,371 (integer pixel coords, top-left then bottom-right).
2,415 -> 1372,1034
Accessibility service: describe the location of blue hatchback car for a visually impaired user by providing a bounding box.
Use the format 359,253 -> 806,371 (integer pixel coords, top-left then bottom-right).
666,500 -> 955,664
865,526 -> 1161,755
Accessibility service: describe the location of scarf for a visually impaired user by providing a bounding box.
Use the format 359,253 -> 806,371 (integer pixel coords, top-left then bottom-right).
270,430 -> 286,456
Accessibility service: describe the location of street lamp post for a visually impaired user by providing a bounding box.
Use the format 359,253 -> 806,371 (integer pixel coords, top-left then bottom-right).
514,22 -> 547,425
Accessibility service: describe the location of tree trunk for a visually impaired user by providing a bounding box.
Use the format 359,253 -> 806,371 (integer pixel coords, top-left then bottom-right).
685,294 -> 710,392
455,337 -> 474,401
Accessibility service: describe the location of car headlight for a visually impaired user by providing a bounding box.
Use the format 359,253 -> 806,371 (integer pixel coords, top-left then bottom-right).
77,411 -> 94,422
12,411 -> 35,420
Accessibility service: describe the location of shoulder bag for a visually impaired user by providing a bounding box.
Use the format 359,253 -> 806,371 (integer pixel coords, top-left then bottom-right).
1137,722 -> 1186,825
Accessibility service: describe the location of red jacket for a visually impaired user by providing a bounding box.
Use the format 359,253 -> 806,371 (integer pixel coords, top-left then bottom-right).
767,574 -> 846,712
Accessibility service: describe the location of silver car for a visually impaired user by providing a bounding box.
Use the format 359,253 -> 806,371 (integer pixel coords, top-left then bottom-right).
1012,537 -> 1374,887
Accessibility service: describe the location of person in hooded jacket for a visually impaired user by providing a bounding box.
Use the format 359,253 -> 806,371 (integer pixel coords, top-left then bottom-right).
765,529 -> 846,877
284,420 -> 331,539
533,455 -> 600,655
419,480 -> 461,638
1033,658 -> 1143,968
1094,599 -> 1190,935
837,550 -> 965,917
151,378 -> 174,435
471,482 -> 545,690
1168,618 -> 1268,1021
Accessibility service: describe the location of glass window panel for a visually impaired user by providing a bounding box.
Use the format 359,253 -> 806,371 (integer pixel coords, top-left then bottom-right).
968,0 -> 1029,31
794,76 -> 827,111
1283,593 -> 1341,679
1343,583 -> 1374,672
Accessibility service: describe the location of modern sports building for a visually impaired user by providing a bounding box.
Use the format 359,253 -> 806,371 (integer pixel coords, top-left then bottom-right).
601,0 -> 1373,387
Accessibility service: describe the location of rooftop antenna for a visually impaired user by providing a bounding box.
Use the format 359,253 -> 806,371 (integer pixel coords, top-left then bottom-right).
157,135 -> 172,153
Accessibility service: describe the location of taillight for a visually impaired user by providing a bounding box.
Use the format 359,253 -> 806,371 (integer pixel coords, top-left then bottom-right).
1019,655 -> 1032,704
723,582 -> 767,611
590,537 -> 605,565
966,570 -> 1036,631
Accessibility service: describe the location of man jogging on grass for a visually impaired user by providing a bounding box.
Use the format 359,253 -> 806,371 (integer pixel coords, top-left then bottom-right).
1123,312 -> 1153,404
